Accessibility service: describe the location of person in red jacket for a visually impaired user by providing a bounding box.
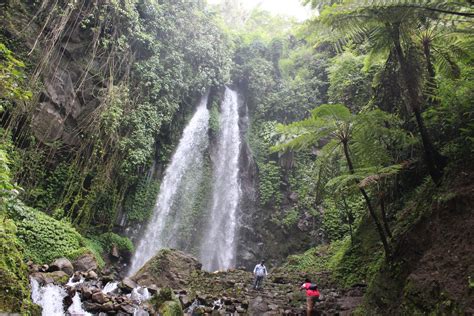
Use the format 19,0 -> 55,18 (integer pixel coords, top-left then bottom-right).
300,278 -> 320,316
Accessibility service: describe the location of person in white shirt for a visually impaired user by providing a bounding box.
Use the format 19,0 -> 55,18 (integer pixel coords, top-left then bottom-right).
253,260 -> 268,290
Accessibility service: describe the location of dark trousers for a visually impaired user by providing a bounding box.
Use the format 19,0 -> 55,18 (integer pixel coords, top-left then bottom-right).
253,275 -> 264,289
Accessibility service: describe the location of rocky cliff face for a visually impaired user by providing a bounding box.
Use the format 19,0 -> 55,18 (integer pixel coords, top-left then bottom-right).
235,93 -> 325,270
236,97 -> 260,269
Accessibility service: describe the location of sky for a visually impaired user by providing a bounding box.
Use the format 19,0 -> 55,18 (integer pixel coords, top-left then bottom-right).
207,0 -> 312,21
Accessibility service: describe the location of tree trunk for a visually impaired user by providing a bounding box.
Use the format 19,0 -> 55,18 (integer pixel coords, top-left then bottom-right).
342,195 -> 354,245
390,23 -> 446,184
342,140 -> 391,260
379,192 -> 392,238
422,38 -> 439,107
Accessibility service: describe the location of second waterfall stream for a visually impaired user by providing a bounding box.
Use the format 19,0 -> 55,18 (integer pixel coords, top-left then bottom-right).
128,87 -> 242,274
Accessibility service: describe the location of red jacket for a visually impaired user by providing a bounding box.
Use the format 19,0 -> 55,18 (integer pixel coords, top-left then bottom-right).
302,282 -> 320,297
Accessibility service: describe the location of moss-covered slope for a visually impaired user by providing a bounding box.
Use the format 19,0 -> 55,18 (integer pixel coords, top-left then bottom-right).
0,215 -> 40,314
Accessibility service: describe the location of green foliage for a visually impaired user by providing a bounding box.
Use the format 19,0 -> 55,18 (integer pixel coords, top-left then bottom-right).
8,203 -> 85,263
283,238 -> 348,275
328,50 -> 377,110
258,161 -> 282,206
0,42 -> 32,110
281,208 -> 299,227
425,64 -> 474,159
0,214 -> 40,314
2,0 -> 233,230
95,232 -> 134,254
123,177 -> 160,223
152,286 -> 183,316
209,103 -> 220,133
158,300 -> 183,316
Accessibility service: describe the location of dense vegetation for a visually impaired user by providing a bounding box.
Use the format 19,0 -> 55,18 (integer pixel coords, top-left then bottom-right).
1,0 -> 473,314
225,0 -> 473,313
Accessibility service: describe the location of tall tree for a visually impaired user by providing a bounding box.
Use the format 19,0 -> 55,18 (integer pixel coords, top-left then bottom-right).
313,3 -> 472,184
272,104 -> 405,260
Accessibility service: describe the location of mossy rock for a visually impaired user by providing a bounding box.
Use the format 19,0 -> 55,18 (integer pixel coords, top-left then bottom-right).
0,215 -> 41,315
132,249 -> 201,289
158,300 -> 184,316
31,271 -> 70,286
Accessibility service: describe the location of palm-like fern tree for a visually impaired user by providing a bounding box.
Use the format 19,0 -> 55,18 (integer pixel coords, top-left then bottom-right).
272,104 -> 407,259
311,1 -> 473,184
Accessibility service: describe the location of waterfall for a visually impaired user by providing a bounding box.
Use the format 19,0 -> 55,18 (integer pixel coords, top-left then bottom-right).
30,278 -> 67,316
68,293 -> 91,316
200,87 -> 241,271
128,94 -> 210,274
102,281 -> 119,294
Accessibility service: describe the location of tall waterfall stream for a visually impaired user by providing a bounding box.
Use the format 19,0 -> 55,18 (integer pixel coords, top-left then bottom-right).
129,87 -> 242,274
128,94 -> 211,274
200,88 -> 241,271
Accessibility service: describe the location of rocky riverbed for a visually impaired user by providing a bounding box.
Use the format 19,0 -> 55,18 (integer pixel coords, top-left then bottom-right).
28,249 -> 364,315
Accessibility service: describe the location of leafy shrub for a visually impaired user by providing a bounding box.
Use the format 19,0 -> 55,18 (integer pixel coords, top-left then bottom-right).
283,238 -> 348,275
209,103 -> 220,133
258,161 -> 282,206
9,205 -> 83,263
0,215 -> 41,314
124,178 -> 160,223
96,232 -> 134,254
7,200 -> 104,265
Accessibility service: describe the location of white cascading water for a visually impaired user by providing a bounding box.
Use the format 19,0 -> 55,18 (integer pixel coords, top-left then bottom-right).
128,94 -> 210,274
68,293 -> 91,316
102,281 -> 119,294
200,87 -> 241,271
30,278 -> 67,316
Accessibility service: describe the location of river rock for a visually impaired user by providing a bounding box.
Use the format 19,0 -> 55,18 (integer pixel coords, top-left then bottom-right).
120,303 -> 136,314
82,287 -> 93,300
49,257 -> 74,276
131,249 -> 201,289
92,291 -> 109,304
31,271 -> 70,285
73,252 -> 98,272
86,270 -> 98,280
99,301 -> 114,312
179,294 -> 192,307
111,244 -> 120,258
120,277 -> 137,293
248,296 -> 269,314
83,301 -> 102,312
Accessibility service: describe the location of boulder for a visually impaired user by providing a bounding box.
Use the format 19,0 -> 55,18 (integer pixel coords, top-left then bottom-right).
81,287 -> 93,300
99,301 -> 114,312
91,291 -> 109,304
86,270 -> 98,280
248,296 -> 269,314
131,249 -> 201,289
111,244 -> 120,259
49,258 -> 74,276
119,277 -> 137,293
179,294 -> 192,308
73,252 -> 98,272
120,303 -> 136,314
83,301 -> 102,312
30,271 -> 69,285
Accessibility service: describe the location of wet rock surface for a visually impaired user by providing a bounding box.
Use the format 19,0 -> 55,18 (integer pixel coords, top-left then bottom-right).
73,252 -> 99,272
29,249 -> 364,315
131,249 -> 202,289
